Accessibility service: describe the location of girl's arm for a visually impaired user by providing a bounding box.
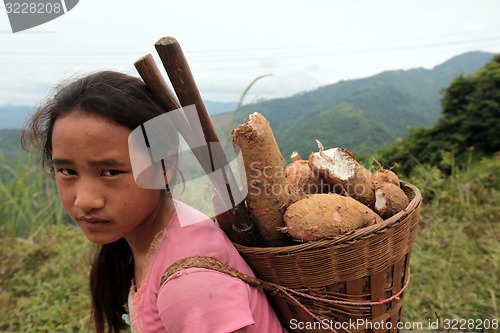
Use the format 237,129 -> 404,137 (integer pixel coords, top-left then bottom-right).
158,268 -> 257,333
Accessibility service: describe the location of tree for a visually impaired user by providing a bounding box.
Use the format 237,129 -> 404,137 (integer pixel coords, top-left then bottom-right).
377,54 -> 500,175
462,55 -> 500,153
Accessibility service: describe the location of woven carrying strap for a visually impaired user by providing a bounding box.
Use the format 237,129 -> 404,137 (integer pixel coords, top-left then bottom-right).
160,256 -> 411,333
160,256 -> 265,288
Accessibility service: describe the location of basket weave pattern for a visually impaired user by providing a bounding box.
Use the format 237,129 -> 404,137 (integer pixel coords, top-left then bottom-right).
161,182 -> 422,333
234,182 -> 422,333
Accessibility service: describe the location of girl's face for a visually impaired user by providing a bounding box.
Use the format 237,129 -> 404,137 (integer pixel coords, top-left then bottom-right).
51,110 -> 164,244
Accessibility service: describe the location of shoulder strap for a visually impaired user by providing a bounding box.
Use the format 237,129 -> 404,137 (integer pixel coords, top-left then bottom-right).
160,256 -> 337,332
160,256 -> 265,288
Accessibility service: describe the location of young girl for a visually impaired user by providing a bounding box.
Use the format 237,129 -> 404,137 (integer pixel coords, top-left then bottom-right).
23,71 -> 286,333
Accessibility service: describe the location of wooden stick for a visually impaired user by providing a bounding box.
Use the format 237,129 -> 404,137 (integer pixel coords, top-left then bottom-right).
154,37 -> 218,148
154,37 -> 264,247
134,55 -> 229,225
137,40 -> 263,246
134,54 -> 181,111
135,55 -> 238,238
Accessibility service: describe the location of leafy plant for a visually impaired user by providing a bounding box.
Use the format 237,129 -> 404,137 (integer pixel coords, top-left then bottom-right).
0,154 -> 67,239
403,157 -> 499,326
378,55 -> 500,176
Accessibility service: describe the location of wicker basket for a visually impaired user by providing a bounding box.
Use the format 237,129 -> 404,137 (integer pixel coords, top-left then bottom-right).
233,181 -> 422,333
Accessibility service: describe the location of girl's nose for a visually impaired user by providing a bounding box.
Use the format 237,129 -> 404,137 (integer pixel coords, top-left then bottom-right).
74,183 -> 105,211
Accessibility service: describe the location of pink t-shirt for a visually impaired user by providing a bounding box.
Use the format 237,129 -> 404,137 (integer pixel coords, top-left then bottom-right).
129,200 -> 286,333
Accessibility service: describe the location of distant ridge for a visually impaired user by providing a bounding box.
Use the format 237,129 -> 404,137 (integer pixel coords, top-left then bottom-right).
204,100 -> 238,115
212,51 -> 495,160
0,105 -> 34,130
0,101 -> 237,130
1,51 -> 496,160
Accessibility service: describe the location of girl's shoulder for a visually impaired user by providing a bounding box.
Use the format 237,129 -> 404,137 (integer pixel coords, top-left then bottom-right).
169,200 -> 229,245
156,200 -> 245,270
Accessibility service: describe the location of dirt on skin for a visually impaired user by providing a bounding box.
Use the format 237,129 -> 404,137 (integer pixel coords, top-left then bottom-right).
232,112 -> 292,246
374,182 -> 409,219
285,159 -> 323,198
283,193 -> 383,241
371,159 -> 400,186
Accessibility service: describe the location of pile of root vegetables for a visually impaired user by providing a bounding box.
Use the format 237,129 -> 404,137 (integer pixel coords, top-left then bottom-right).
232,112 -> 409,247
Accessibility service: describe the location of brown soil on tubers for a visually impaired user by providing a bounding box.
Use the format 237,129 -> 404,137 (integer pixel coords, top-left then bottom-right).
283,193 -> 383,241
232,112 -> 292,246
285,156 -> 323,198
309,140 -> 375,207
372,158 -> 400,187
374,182 -> 409,219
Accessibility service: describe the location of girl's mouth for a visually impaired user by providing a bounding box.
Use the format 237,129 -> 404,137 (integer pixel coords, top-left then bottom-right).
78,216 -> 110,224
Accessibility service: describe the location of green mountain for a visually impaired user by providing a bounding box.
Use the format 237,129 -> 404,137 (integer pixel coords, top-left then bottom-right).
0,102 -> 234,130
204,100 -> 238,115
0,51 -> 495,163
213,51 -> 495,161
0,105 -> 34,130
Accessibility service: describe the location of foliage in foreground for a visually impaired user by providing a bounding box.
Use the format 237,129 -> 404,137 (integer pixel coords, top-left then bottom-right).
0,154 -> 67,239
0,225 -> 93,332
0,156 -> 498,331
403,157 -> 499,327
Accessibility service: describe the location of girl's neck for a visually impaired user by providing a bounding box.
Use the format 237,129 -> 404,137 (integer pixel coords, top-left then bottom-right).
125,197 -> 175,288
124,197 -> 175,258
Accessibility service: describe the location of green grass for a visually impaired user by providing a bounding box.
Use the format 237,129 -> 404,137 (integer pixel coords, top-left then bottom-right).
0,224 -> 93,332
402,157 -> 499,328
0,154 -> 93,331
0,154 -> 498,331
0,154 -> 67,239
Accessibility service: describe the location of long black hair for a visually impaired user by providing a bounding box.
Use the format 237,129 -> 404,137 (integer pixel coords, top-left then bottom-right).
22,71 -> 179,333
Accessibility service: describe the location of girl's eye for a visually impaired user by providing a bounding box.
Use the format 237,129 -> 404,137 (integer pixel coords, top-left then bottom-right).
100,170 -> 124,177
59,168 -> 77,176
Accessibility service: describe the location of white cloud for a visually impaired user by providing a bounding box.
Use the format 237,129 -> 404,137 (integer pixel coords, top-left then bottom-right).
1,0 -> 500,106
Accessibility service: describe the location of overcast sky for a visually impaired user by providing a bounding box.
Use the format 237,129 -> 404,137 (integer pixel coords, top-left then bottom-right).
1,0 -> 500,107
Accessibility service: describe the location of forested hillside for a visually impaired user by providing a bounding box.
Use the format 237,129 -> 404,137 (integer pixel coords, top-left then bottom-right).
378,54 -> 500,176
212,51 -> 494,160
0,51 -> 495,164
